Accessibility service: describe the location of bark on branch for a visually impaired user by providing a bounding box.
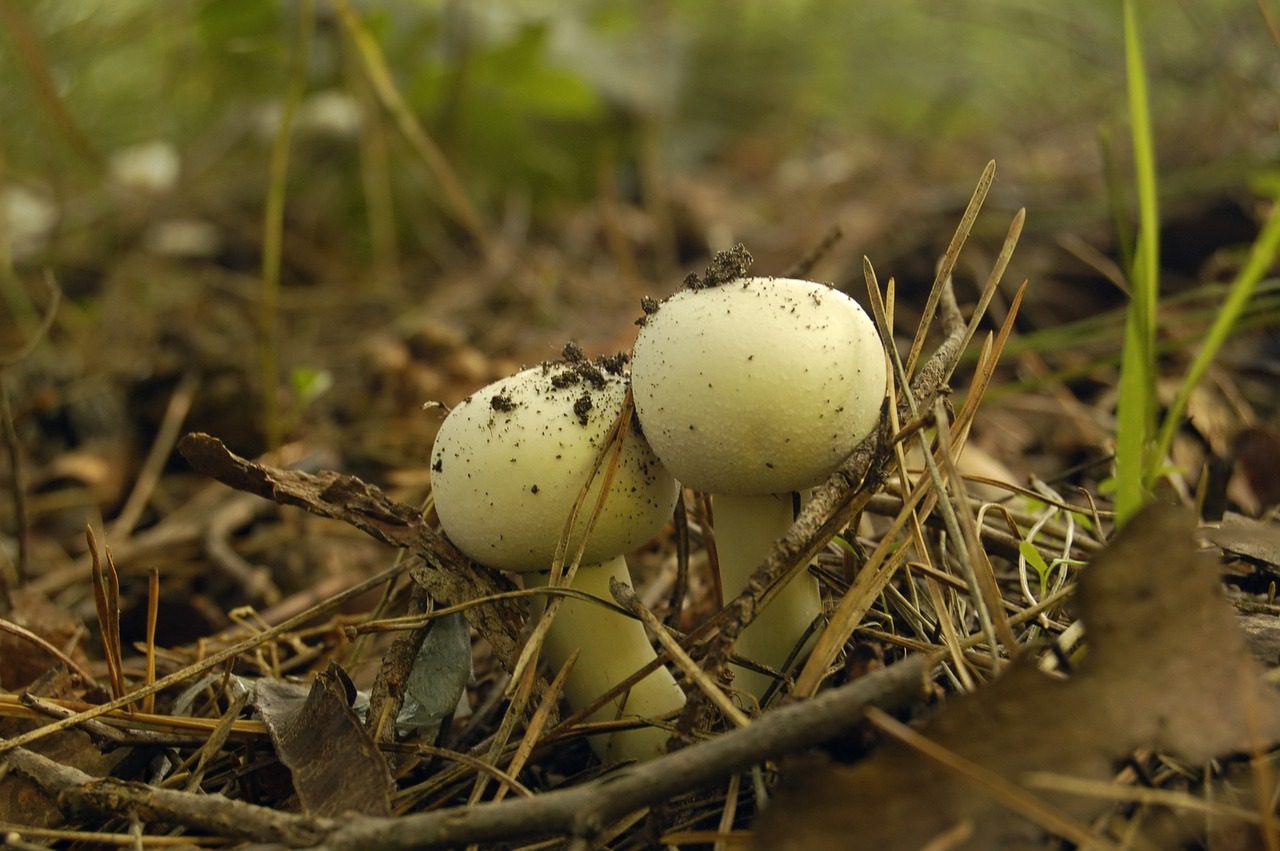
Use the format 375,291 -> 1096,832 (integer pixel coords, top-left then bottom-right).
4,656 -> 925,849
320,655 -> 927,850
4,745 -> 333,845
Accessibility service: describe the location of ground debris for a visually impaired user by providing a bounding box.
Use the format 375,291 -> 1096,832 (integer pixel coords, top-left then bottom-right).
683,243 -> 754,290
256,663 -> 393,818
177,432 -> 522,668
1205,512 -> 1280,574
754,504 -> 1280,850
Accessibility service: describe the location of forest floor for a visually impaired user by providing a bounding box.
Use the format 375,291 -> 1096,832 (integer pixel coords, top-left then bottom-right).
2,63 -> 1280,849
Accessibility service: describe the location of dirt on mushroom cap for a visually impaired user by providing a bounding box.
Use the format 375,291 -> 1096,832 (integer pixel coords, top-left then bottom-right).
429,357 -> 678,573
630,277 -> 887,495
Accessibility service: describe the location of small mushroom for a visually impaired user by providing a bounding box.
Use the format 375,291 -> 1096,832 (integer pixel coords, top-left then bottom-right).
630,276 -> 887,700
430,360 -> 684,762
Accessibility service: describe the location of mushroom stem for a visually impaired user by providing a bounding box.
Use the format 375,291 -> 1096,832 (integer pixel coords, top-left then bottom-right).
527,556 -> 686,763
712,492 -> 822,701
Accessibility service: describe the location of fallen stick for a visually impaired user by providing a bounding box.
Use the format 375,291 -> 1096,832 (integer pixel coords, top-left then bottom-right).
320,656 -> 927,850
4,656 -> 925,849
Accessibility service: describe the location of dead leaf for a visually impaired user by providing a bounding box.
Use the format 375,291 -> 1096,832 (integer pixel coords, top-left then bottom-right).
254,663 -> 393,817
1205,513 -> 1280,574
754,504 -> 1280,850
396,611 -> 472,739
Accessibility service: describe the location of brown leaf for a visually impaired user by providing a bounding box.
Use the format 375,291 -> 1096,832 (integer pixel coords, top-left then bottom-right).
255,663 -> 392,818
753,504 -> 1280,850
177,432 -> 521,668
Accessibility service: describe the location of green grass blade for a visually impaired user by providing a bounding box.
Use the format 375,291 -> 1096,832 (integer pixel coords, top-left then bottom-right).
1149,202 -> 1280,481
1114,293 -> 1153,522
259,0 -> 315,451
1114,0 -> 1160,525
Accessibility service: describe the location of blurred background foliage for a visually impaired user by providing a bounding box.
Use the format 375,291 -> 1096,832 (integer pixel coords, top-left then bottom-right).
0,0 -> 1276,463
3,1 -> 1274,241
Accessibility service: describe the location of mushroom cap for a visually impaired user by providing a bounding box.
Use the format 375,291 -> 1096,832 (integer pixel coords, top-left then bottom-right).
631,277 -> 887,495
430,359 -> 678,573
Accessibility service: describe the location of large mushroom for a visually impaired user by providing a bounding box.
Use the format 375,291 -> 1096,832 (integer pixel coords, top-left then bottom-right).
630,276 -> 887,700
429,352 -> 685,762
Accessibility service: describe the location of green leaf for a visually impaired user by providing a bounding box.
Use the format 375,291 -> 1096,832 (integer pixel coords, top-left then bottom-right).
289,365 -> 333,407
1019,541 -> 1051,580
1020,541 -> 1053,597
1114,0 -> 1161,526
1069,511 -> 1095,533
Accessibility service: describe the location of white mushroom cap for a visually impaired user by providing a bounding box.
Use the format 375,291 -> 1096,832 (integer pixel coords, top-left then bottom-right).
631,277 -> 887,495
430,357 -> 679,573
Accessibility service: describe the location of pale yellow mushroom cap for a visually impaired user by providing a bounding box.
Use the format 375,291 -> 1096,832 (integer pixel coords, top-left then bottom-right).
631,277 -> 887,495
430,357 -> 678,573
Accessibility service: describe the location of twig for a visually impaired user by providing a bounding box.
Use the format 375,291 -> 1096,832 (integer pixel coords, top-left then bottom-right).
945,207 -> 1025,384
864,707 -> 1117,849
714,772 -> 741,851
0,562 -> 404,755
333,0 -> 492,256
862,493 -> 1093,563
259,0 -> 315,451
0,693 -> 268,739
794,281 -> 1028,697
205,492 -> 281,604
469,650 -> 538,807
868,263 -> 1003,662
0,618 -> 95,682
18,693 -> 194,749
87,526 -> 127,705
932,398 -> 1018,653
0,378 -> 25,595
177,432 -> 522,667
30,482 -> 253,596
903,160 -> 995,380
1023,770 -> 1271,827
0,272 -> 60,592
664,490 -> 691,629
696,270 -> 968,698
0,824 -> 217,847
3,746 -> 331,845
366,583 -> 432,744
782,225 -> 843,279
0,271 -> 61,368
181,690 -> 250,793
494,650 -> 576,803
317,656 -> 927,850
611,579 -> 748,730
144,569 -> 159,714
0,828 -> 50,851
110,370 -> 198,539
0,2 -> 101,170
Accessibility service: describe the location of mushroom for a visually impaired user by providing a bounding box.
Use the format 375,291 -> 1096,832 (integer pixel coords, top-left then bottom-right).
630,276 -> 887,699
429,355 -> 685,762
